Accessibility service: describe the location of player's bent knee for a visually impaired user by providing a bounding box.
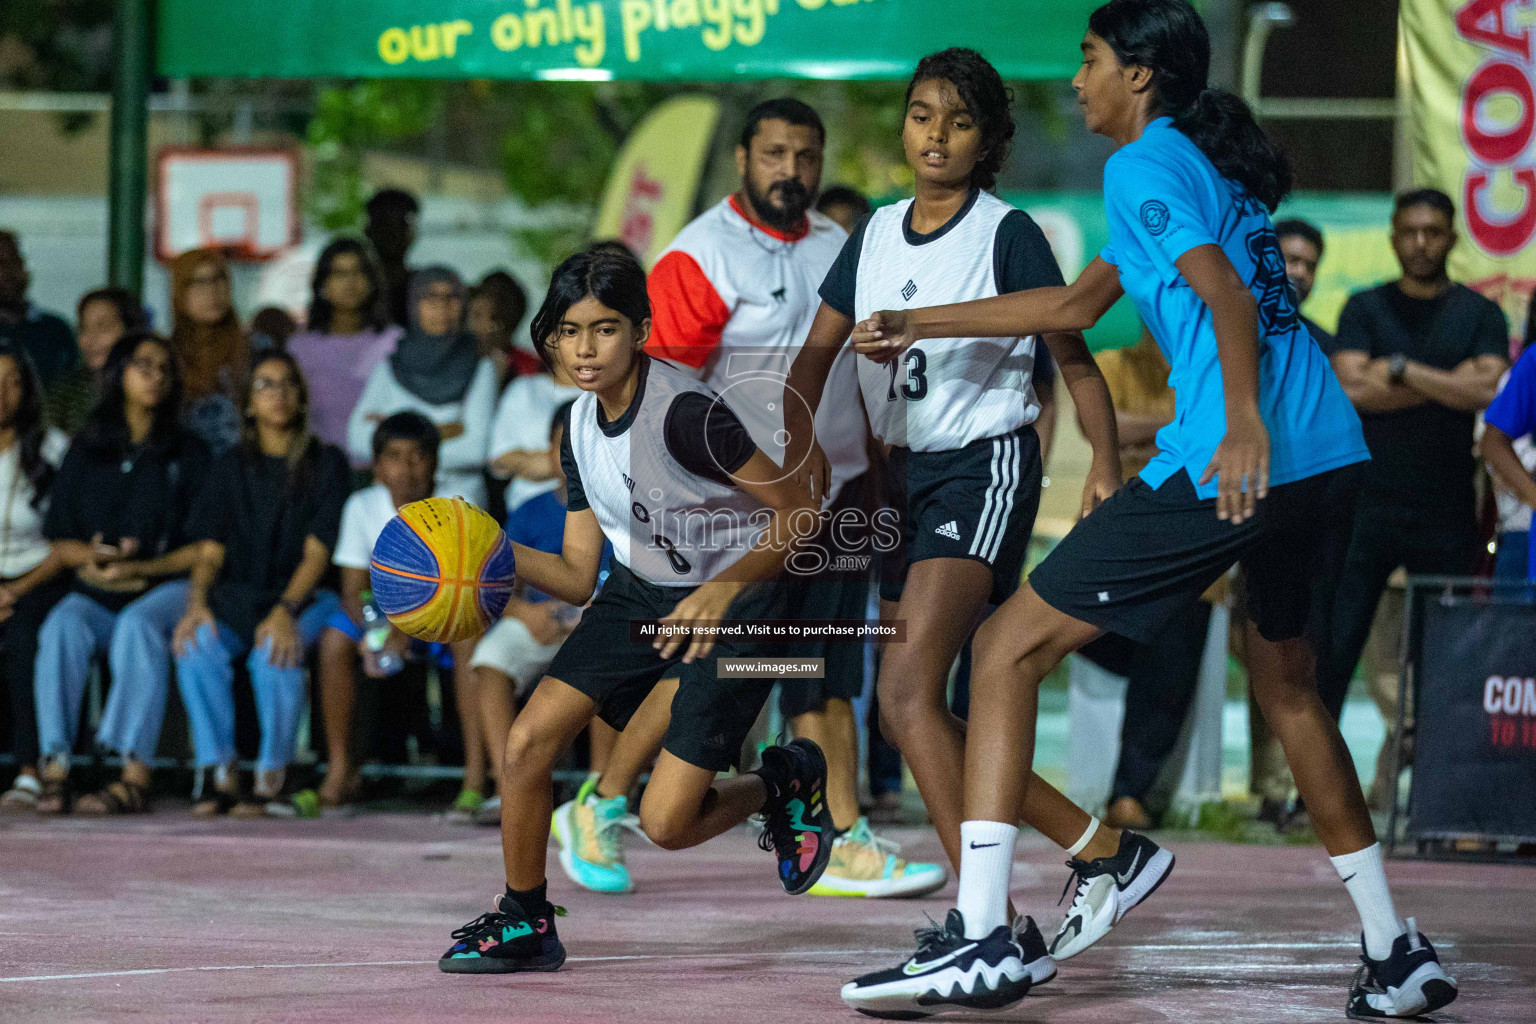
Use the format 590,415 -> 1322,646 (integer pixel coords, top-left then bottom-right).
872,689 -> 936,742
637,806 -> 693,850
502,721 -> 560,778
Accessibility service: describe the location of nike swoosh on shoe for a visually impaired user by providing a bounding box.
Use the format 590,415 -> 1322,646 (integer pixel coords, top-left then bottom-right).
903,942 -> 978,975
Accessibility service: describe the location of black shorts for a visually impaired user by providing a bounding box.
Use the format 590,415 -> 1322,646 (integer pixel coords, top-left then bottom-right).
779,474 -> 875,719
879,425 -> 1042,606
1029,464 -> 1364,645
545,562 -> 789,773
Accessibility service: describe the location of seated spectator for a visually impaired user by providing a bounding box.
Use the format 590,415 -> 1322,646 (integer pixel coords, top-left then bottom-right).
0,230 -> 80,389
347,268 -> 496,506
488,348 -> 582,515
0,344 -> 71,811
815,184 -> 872,234
1481,340 -> 1536,580
467,270 -> 536,388
250,307 -> 297,352
170,248 -> 250,454
172,351 -> 349,817
32,333 -> 209,814
470,403 -> 611,825
287,239 -> 402,456
48,287 -> 146,433
315,411 -> 481,813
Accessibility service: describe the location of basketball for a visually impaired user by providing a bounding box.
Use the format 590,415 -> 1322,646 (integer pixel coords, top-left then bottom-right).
369,497 -> 516,644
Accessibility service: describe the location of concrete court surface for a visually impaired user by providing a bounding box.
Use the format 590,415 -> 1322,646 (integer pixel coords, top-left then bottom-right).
1,812 -> 1532,1023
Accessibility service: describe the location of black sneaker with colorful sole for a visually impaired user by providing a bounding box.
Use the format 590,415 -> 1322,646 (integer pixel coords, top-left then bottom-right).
755,738 -> 835,895
439,895 -> 566,974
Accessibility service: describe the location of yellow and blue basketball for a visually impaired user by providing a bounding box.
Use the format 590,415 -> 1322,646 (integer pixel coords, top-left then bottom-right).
369,497 -> 516,644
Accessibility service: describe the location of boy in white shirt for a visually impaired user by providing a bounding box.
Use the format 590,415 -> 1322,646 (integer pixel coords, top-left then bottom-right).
314,412 -> 483,812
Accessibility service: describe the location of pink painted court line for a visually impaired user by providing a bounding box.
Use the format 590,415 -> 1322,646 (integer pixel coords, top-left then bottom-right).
2,811 -> 1532,1023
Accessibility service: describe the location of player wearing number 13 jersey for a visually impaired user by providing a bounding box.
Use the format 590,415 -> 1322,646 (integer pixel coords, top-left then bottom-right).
783,47 -> 1133,1011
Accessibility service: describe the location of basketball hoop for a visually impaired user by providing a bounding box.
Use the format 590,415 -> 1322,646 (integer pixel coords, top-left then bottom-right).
155,147 -> 300,263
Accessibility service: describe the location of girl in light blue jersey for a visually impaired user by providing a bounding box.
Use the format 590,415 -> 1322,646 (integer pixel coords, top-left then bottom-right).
840,2 -> 1456,1020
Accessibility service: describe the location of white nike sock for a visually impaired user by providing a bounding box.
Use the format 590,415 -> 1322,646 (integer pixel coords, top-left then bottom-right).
1330,843 -> 1407,960
957,820 -> 1018,939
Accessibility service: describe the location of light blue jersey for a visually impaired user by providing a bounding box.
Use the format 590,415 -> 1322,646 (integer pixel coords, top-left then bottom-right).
1100,117 -> 1368,499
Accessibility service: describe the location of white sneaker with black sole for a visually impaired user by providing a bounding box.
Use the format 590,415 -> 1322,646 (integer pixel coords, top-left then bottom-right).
840,909 -> 1054,1019
1050,829 -> 1174,960
1345,919 -> 1457,1019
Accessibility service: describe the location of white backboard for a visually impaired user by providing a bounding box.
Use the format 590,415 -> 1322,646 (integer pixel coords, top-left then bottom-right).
156,148 -> 299,262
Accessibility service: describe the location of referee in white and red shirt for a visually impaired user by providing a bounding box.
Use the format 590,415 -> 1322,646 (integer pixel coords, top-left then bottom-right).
643,98 -> 944,899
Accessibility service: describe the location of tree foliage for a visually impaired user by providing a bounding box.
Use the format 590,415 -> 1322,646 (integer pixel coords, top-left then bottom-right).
0,0 -> 116,92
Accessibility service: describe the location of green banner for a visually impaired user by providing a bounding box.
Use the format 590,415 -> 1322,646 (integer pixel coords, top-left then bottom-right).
157,0 -> 1100,81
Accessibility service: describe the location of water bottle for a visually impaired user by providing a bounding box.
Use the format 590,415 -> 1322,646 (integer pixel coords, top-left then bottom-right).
361,591 -> 404,676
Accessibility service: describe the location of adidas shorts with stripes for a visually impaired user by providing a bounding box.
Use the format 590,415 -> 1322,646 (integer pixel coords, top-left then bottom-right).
879,424 -> 1042,606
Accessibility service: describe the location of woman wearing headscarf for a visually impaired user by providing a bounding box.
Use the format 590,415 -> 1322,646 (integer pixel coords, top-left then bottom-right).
287,238 -> 402,457
347,267 -> 496,505
169,248 -> 249,454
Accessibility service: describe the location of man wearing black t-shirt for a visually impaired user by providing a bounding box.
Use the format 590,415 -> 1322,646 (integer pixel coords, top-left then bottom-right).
1321,189 -> 1509,722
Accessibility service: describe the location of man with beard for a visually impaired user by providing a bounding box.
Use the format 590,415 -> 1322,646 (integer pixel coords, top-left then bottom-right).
1321,189 -> 1509,728
546,97 -> 945,902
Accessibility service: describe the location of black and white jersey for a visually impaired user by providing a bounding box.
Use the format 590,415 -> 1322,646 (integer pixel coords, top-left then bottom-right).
563,355 -> 767,587
820,189 -> 1065,452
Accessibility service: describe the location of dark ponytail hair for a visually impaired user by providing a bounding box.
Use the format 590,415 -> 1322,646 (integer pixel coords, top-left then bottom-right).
530,246 -> 651,373
0,342 -> 54,508
907,48 -> 1015,193
1089,0 -> 1292,211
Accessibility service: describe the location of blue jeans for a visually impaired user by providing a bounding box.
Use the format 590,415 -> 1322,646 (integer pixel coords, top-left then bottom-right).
175,592 -> 339,773
1494,530 -> 1532,580
34,580 -> 190,762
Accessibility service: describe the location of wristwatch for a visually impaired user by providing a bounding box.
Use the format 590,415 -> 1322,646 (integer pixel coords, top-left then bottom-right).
1388,353 -> 1409,386
278,598 -> 304,617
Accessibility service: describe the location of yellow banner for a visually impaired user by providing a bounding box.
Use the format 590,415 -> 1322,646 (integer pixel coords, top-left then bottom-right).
1404,0 -> 1536,345
592,94 -> 720,268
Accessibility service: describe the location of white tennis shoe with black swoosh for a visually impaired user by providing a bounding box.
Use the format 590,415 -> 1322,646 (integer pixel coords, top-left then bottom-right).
1049,830 -> 1174,960
840,909 -> 1055,1019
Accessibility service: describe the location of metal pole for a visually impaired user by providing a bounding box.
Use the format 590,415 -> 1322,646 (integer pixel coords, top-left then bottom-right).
108,0 -> 153,296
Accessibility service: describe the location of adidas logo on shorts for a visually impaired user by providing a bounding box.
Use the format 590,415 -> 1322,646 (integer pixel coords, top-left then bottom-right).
935,520 -> 961,540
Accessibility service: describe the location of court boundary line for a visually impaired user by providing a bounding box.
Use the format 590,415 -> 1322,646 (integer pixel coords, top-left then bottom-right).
10,939 -> 1517,985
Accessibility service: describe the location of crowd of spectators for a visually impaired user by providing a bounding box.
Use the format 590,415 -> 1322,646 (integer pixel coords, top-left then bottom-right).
0,190 -> 581,819
0,182 -> 1532,830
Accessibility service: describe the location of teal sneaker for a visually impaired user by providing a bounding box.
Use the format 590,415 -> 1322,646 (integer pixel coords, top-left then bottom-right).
808,817 -> 948,898
554,791 -> 634,894
550,773 -> 600,840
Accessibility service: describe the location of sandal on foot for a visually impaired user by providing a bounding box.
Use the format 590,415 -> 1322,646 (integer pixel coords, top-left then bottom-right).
229,799 -> 273,819
75,780 -> 150,816
316,770 -> 361,811
191,767 -> 240,818
36,759 -> 70,815
0,774 -> 42,813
